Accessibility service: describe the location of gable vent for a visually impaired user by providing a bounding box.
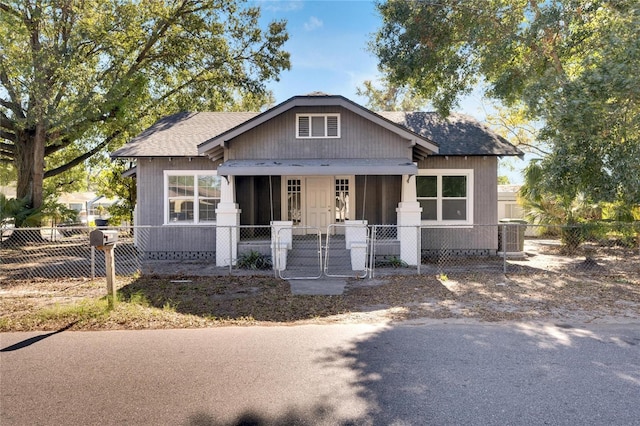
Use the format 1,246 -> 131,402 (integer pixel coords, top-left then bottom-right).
298,116 -> 310,137
296,113 -> 341,138
327,115 -> 338,137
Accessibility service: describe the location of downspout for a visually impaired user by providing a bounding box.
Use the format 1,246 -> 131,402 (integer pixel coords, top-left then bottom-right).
269,175 -> 274,222
361,175 -> 367,221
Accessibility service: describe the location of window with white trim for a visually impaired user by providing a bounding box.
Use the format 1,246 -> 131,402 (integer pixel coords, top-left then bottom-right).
165,171 -> 220,224
296,114 -> 340,138
286,178 -> 302,224
416,170 -> 473,224
335,177 -> 351,222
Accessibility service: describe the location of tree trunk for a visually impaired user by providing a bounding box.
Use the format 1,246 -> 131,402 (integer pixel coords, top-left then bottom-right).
32,124 -> 46,211
15,131 -> 35,206
13,127 -> 45,228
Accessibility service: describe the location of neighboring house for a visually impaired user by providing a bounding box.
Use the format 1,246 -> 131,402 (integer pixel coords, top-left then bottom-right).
0,184 -> 117,225
498,185 -> 525,222
0,183 -> 17,199
57,192 -> 114,224
111,93 -> 522,268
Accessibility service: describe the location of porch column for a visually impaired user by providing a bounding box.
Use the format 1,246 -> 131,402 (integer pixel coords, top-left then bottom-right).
396,174 -> 422,266
216,176 -> 241,267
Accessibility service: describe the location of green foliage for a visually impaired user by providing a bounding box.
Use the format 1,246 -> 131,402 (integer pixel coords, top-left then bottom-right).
356,78 -> 430,111
0,164 -> 15,186
0,0 -> 290,214
236,250 -> 272,270
519,160 -> 601,225
497,176 -> 510,185
40,197 -> 79,225
0,193 -> 43,227
372,0 -> 640,209
376,256 -> 407,268
92,160 -> 136,225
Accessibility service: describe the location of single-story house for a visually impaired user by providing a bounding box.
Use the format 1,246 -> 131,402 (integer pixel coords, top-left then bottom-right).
111,93 -> 522,270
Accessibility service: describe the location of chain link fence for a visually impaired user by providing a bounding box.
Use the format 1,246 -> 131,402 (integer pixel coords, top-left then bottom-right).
1,222 -> 638,281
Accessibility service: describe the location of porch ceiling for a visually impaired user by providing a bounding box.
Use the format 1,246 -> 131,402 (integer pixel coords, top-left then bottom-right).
217,158 -> 417,176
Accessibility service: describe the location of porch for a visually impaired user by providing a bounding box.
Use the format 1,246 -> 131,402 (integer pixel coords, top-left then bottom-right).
216,170 -> 424,269
237,228 -> 402,279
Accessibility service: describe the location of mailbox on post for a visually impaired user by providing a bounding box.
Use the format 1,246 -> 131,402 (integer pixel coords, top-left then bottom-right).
90,229 -> 118,247
89,229 -> 118,308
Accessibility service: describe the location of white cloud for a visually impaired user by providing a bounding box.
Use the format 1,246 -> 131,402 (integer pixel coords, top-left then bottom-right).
257,0 -> 304,13
304,16 -> 323,31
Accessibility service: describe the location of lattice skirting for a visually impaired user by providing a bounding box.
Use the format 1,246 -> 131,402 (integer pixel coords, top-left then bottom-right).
144,251 -> 215,261
421,249 -> 497,259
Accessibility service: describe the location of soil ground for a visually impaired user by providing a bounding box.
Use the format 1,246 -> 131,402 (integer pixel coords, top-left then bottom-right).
1,269 -> 639,332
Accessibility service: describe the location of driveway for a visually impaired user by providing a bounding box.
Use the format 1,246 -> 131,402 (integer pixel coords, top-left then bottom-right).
2,322 -> 639,425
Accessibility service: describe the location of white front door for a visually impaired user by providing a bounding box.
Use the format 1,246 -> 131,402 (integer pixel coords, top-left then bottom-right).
305,177 -> 332,229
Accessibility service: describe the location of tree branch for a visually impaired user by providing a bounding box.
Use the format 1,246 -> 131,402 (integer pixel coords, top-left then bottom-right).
0,109 -> 17,132
0,131 -> 16,145
516,142 -> 550,157
0,2 -> 21,19
44,130 -> 122,178
0,56 -> 25,117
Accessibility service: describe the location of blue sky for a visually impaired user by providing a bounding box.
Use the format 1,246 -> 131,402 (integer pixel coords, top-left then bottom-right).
256,0 -> 381,105
256,0 -> 490,115
254,0 -> 525,182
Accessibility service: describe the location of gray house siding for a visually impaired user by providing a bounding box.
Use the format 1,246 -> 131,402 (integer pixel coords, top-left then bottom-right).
109,93 -> 526,269
418,156 -> 499,254
136,157 -> 217,258
226,106 -> 413,161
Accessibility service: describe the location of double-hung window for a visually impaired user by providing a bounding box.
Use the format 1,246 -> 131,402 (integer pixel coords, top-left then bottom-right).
416,170 -> 473,225
296,114 -> 340,138
165,171 -> 220,224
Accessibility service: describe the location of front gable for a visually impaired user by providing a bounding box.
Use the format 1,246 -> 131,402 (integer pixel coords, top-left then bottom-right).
220,105 -> 425,162
197,94 -> 440,163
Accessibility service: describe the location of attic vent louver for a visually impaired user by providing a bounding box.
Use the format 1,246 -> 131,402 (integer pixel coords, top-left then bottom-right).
296,114 -> 340,138
298,116 -> 310,137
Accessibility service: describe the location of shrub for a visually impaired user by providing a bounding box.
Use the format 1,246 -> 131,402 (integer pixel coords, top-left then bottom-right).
236,250 -> 272,270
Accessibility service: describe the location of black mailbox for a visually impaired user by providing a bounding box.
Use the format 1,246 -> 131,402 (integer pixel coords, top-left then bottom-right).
90,229 -> 118,247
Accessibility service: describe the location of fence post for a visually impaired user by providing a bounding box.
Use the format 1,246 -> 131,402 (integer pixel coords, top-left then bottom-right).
369,226 -> 376,278
229,226 -> 233,275
416,226 -> 421,275
502,223 -> 507,274
91,246 -> 95,280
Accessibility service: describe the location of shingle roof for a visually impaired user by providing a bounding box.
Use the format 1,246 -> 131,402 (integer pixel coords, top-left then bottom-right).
378,111 -> 523,156
110,112 -> 259,158
111,100 -> 523,158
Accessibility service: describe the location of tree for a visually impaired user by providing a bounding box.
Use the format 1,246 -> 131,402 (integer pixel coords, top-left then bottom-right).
371,0 -> 640,209
0,0 -> 290,225
92,160 -> 136,227
356,77 -> 429,111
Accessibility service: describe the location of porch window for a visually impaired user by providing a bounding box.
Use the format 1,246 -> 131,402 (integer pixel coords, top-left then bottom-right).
296,114 -> 340,138
165,171 -> 220,224
287,178 -> 302,224
416,170 -> 473,225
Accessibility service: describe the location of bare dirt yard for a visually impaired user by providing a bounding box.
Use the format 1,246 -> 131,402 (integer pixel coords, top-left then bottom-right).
1,267 -> 639,332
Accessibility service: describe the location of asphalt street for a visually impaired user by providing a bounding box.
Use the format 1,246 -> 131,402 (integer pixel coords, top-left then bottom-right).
1,321 -> 639,425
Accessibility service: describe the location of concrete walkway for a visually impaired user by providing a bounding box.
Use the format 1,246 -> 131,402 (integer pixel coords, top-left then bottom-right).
288,278 -> 347,295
